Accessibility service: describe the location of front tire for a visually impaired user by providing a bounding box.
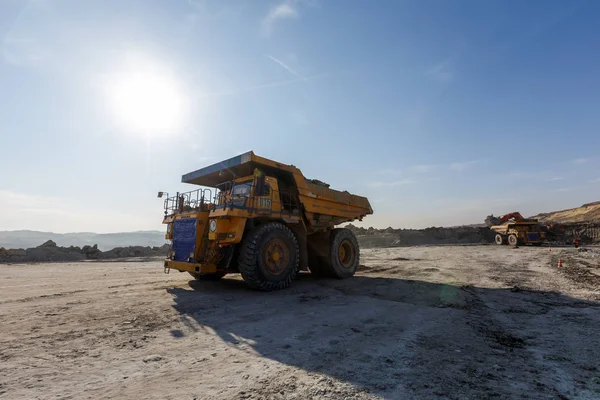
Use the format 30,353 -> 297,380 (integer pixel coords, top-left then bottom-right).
508,234 -> 518,246
494,234 -> 505,245
238,223 -> 299,291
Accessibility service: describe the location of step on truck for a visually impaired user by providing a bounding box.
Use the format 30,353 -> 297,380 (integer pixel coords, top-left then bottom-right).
158,151 -> 373,291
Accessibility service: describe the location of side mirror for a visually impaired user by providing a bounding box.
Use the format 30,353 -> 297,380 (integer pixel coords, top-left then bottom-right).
157,191 -> 164,198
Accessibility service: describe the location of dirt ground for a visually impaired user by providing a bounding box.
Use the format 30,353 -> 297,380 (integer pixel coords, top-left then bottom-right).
1,245 -> 599,400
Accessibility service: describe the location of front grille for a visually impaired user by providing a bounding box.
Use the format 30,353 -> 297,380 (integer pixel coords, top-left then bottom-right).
172,218 -> 196,262
527,233 -> 539,241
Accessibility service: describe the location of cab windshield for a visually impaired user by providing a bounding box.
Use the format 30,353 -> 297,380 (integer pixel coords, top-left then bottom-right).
232,181 -> 252,197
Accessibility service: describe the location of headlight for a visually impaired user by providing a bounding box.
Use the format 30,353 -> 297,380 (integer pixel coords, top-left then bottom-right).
210,220 -> 217,232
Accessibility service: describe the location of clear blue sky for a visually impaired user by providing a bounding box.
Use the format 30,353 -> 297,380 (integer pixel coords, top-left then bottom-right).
1,0 -> 599,232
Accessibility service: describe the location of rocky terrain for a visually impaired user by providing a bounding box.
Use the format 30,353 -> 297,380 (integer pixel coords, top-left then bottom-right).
2,222 -> 599,265
2,200 -> 598,264
345,200 -> 600,247
1,246 -> 599,400
0,240 -> 169,264
346,225 -> 497,248
532,201 -> 600,223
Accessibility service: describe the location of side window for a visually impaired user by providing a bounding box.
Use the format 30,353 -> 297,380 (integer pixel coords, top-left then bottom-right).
254,174 -> 271,197
257,183 -> 270,196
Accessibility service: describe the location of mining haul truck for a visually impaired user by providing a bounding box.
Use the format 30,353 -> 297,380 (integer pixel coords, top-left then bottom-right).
485,212 -> 546,246
158,151 -> 373,291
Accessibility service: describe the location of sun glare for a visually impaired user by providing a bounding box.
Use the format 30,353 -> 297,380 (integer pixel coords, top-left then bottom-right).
111,70 -> 187,136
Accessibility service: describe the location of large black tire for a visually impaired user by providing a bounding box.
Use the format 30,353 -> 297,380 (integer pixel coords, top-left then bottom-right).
189,271 -> 226,281
238,222 -> 299,291
327,228 -> 360,279
508,234 -> 518,246
494,234 -> 505,245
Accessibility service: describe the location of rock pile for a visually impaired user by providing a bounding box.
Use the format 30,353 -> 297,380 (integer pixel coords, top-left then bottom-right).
0,241 -> 169,264
347,222 -> 600,248
346,224 -> 496,248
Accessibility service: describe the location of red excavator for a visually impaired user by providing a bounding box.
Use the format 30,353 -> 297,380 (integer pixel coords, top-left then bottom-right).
485,212 -> 526,226
485,212 -> 546,246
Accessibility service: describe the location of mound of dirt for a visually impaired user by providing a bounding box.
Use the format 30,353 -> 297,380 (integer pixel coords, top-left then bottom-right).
531,201 -> 600,223
98,245 -> 169,259
0,241 -> 169,264
544,223 -> 600,245
346,225 -> 496,248
349,221 -> 600,248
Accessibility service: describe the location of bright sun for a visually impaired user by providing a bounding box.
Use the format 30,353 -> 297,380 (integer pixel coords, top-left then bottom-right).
111,71 -> 187,136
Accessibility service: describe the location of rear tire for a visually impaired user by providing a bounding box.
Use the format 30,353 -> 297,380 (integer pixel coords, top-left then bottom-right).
327,228 -> 360,279
238,222 -> 299,291
508,234 -> 518,246
494,234 -> 505,245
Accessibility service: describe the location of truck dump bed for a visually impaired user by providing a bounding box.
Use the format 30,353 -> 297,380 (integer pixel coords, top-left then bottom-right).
181,151 -> 372,227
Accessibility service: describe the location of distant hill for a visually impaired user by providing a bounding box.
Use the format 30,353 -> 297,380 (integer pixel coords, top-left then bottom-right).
0,230 -> 167,251
530,201 -> 600,224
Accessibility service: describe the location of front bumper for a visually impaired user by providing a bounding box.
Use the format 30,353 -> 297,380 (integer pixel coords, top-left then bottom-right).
164,259 -> 217,274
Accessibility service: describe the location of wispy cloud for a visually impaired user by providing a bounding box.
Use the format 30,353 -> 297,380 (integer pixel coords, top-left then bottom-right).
427,58 -> 454,83
555,188 -> 573,192
371,198 -> 387,204
0,190 -> 81,223
590,177 -> 600,183
0,190 -> 157,232
368,179 -> 414,188
379,160 -> 480,177
289,110 -> 309,126
378,164 -> 436,175
411,164 -> 436,174
573,158 -> 588,164
261,2 -> 299,37
544,177 -> 563,182
1,37 -> 48,67
378,168 -> 402,175
504,171 -> 537,179
185,0 -> 246,23
267,55 -> 306,80
198,72 -> 329,98
450,160 -> 479,172
260,0 -> 318,36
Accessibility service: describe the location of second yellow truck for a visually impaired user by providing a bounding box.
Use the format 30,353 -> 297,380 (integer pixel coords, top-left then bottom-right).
159,151 -> 373,291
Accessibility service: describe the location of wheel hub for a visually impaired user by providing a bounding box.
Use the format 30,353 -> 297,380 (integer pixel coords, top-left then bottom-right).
338,239 -> 354,268
263,238 -> 289,275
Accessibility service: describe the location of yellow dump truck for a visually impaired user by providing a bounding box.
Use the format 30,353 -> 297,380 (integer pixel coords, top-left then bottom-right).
485,212 -> 546,246
158,151 -> 373,291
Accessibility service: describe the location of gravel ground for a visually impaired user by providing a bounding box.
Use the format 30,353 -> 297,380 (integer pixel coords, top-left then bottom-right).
1,245 -> 599,400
